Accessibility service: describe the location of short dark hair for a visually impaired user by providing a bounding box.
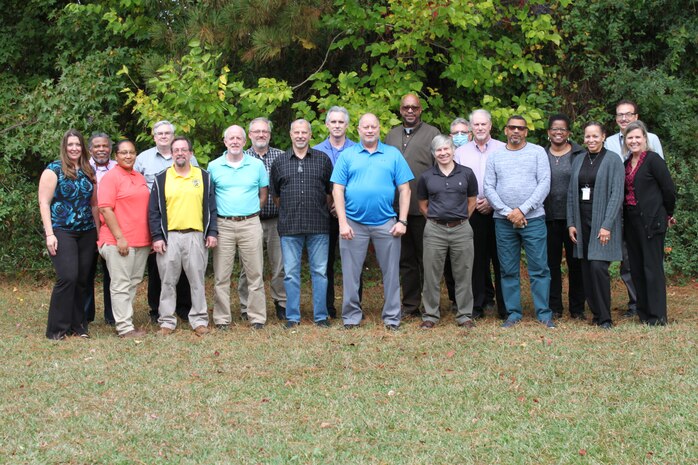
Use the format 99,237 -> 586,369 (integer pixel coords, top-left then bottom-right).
548,114 -> 570,130
616,99 -> 638,114
507,115 -> 527,126
172,136 -> 192,151
114,139 -> 135,153
583,121 -> 606,136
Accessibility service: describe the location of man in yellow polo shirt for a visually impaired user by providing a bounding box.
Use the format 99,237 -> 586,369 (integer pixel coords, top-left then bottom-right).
149,136 -> 218,336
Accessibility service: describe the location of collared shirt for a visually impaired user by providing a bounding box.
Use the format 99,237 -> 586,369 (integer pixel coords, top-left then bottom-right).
89,159 -> 117,186
384,121 -> 440,215
208,153 -> 269,217
270,148 -> 333,236
454,138 -> 506,198
134,146 -> 199,190
331,141 -> 414,226
417,164 -> 478,220
312,137 -> 356,166
484,142 -> 550,220
164,166 -> 204,231
604,131 -> 664,160
97,165 -> 151,247
244,146 -> 285,218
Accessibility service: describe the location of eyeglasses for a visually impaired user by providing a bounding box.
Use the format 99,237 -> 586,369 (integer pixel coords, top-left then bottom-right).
172,148 -> 190,154
154,131 -> 173,137
451,131 -> 469,136
506,125 -> 527,131
116,150 -> 136,155
615,112 -> 637,119
250,130 -> 271,135
549,127 -> 569,133
401,105 -> 421,112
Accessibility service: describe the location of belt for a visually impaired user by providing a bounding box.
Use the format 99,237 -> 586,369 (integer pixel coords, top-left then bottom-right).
430,218 -> 467,228
170,228 -> 198,233
218,212 -> 260,221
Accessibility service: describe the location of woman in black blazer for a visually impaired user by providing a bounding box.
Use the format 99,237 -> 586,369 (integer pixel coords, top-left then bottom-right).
623,121 -> 676,326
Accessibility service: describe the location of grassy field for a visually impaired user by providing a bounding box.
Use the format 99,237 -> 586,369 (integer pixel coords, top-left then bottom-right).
1,269 -> 696,464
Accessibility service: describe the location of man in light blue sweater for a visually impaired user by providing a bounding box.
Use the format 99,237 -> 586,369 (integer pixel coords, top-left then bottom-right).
484,115 -> 554,328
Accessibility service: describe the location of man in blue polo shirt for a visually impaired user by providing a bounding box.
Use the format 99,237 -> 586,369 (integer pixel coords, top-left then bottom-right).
208,125 -> 269,330
331,113 -> 413,330
313,106 -> 356,318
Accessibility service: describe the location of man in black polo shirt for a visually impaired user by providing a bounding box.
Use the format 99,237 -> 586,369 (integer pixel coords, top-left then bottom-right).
417,134 -> 478,328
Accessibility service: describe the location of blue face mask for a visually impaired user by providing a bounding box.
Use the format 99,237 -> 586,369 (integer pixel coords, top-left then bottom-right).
452,134 -> 469,148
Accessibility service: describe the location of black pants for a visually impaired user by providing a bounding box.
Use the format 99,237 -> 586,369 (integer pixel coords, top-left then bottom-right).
147,253 -> 191,320
624,208 -> 667,325
546,219 -> 585,316
327,216 -> 362,316
469,210 -> 506,318
84,251 -> 114,324
400,214 -> 426,313
46,228 -> 97,339
580,203 -> 611,325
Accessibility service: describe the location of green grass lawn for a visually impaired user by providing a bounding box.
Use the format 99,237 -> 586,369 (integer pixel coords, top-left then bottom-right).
1,272 -> 696,464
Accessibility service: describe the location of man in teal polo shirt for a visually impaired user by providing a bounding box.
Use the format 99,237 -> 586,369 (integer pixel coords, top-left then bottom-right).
209,125 -> 269,330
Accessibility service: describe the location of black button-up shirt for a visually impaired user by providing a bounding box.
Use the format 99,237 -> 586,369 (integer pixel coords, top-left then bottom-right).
270,148 -> 333,236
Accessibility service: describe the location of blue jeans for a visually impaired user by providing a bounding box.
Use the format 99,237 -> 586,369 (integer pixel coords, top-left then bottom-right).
281,234 -> 329,323
495,217 -> 552,322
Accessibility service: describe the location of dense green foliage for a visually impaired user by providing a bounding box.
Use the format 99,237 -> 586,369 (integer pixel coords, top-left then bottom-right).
1,0 -> 696,276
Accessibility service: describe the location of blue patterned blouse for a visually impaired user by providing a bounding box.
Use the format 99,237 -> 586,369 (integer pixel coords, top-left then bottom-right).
47,161 -> 95,232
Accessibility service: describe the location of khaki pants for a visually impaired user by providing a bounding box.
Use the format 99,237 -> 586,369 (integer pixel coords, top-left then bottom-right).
99,244 -> 149,335
239,217 -> 286,312
213,217 -> 266,325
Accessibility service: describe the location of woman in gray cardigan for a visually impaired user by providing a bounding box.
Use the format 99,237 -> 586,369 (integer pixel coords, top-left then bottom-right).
567,122 -> 624,328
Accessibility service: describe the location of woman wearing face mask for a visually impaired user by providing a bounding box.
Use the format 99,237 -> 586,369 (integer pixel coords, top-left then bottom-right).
544,114 -> 586,321
566,122 -> 624,329
622,121 -> 676,326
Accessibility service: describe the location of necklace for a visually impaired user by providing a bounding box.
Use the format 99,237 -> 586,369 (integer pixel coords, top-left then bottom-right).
587,151 -> 600,165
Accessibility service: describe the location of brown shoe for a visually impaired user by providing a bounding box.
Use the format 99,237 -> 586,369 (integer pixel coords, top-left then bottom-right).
420,320 -> 435,329
157,327 -> 174,336
194,325 -> 210,337
120,329 -> 147,339
458,320 -> 476,329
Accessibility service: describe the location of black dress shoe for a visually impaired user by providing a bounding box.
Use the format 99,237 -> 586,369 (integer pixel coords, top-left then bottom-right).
570,313 -> 586,321
599,322 -> 613,329
385,324 -> 400,331
251,323 -> 264,330
472,308 -> 484,320
275,302 -> 286,320
284,321 -> 299,329
241,313 -> 249,321
623,308 -> 637,318
315,319 -> 331,328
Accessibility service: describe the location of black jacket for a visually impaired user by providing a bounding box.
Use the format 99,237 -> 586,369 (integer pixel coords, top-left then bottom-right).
148,166 -> 218,243
624,151 -> 676,238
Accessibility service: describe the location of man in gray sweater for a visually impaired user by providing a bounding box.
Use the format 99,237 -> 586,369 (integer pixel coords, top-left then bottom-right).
484,115 -> 554,328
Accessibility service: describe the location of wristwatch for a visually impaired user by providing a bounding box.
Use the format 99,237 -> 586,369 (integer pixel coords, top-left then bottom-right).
397,219 -> 408,226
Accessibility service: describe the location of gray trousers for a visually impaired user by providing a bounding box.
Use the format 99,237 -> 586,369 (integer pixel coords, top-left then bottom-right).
340,218 -> 401,326
421,220 -> 474,324
157,231 -> 209,330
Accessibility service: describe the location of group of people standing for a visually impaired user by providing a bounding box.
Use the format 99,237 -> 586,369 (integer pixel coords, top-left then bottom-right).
37,95 -> 676,340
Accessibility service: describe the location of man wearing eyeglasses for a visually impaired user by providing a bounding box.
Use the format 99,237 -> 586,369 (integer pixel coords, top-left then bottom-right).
209,125 -> 269,330
385,94 -> 440,319
450,117 -> 471,148
270,119 -> 334,328
454,109 -> 507,320
604,100 -> 664,319
135,120 -> 199,324
484,115 -> 554,328
605,100 -> 663,160
239,117 -> 287,322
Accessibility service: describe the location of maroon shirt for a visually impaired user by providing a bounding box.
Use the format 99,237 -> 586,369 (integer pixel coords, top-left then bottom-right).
624,151 -> 647,206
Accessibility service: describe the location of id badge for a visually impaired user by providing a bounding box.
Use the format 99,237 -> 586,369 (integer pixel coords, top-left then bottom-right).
581,186 -> 591,201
